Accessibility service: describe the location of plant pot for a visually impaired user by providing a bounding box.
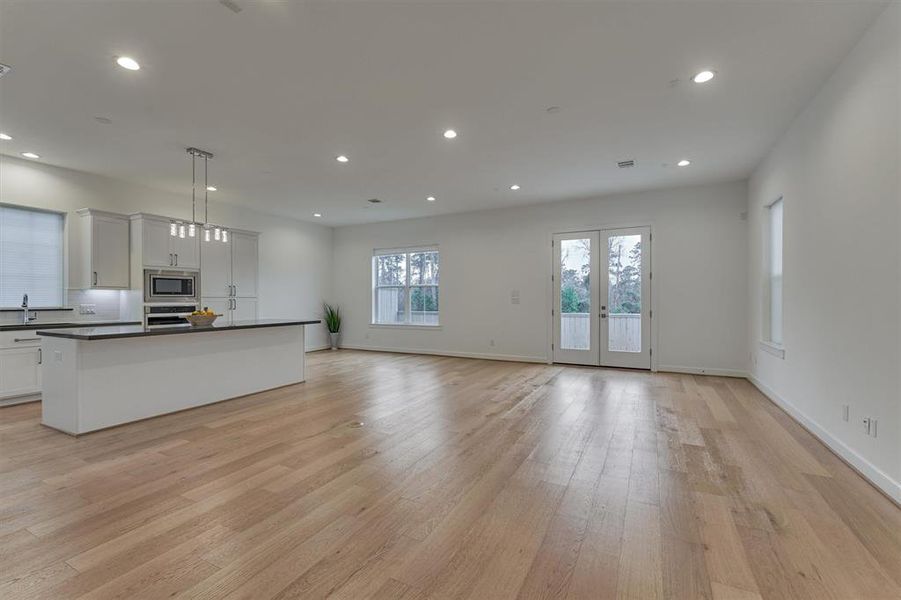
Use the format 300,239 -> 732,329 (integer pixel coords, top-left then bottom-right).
329,332 -> 340,350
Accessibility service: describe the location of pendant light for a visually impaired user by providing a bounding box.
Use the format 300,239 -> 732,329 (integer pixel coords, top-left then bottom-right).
178,147 -> 227,243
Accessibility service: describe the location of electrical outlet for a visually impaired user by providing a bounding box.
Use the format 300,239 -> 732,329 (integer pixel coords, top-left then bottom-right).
78,304 -> 97,315
842,405 -> 849,422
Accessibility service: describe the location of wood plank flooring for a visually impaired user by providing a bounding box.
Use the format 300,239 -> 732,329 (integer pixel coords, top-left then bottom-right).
1,349 -> 899,599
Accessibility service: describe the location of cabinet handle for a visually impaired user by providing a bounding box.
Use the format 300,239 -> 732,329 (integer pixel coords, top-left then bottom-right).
14,338 -> 41,343
175,253 -> 178,266
93,271 -> 98,286
38,349 -> 42,365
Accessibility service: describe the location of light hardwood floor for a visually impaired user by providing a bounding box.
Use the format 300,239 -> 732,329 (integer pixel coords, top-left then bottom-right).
1,350 -> 899,599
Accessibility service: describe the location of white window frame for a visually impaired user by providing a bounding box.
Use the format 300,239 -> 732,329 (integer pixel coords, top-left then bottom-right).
761,196 -> 784,358
372,246 -> 440,328
0,203 -> 66,308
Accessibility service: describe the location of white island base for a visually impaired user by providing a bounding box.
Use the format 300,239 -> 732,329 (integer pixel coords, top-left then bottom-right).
40,322 -> 309,435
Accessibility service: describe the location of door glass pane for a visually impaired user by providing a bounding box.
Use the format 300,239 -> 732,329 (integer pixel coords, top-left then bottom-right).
560,238 -> 591,350
607,234 -> 642,352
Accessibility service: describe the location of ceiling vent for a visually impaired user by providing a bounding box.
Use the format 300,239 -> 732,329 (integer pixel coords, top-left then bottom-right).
367,198 -> 382,204
617,160 -> 635,169
219,0 -> 242,14
0,64 -> 11,78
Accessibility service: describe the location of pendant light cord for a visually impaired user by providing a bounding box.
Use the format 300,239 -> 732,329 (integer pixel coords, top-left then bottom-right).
191,152 -> 196,225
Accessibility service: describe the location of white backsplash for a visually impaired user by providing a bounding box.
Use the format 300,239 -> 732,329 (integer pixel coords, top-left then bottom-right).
0,289 -> 138,326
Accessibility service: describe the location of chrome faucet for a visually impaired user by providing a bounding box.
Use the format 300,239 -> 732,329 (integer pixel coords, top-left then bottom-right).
21,294 -> 36,325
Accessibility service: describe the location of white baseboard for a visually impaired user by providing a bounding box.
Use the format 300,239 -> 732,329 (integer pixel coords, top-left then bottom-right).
657,364 -> 748,378
338,343 -> 547,364
305,344 -> 331,353
748,375 -> 901,505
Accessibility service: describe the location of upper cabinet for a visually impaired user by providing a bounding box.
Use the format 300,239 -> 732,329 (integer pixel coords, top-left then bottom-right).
75,209 -> 130,289
130,214 -> 200,271
231,231 -> 258,298
201,230 -> 258,298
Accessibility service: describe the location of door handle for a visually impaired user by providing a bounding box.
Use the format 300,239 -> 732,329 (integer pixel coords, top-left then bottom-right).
601,314 -> 607,319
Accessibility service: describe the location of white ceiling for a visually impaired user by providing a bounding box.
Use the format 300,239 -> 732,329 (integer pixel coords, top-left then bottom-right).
0,0 -> 888,225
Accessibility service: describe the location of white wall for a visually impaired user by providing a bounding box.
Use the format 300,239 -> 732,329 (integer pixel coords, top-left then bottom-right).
748,3 -> 900,501
0,155 -> 333,350
334,180 -> 749,375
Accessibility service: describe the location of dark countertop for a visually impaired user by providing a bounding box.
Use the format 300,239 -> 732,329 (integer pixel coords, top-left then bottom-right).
0,307 -> 74,312
1,321 -> 141,332
36,319 -> 321,340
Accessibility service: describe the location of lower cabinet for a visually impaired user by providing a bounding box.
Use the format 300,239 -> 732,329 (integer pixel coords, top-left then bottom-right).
0,346 -> 42,399
201,297 -> 258,325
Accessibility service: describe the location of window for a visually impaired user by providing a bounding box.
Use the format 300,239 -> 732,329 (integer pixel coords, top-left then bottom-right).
0,204 -> 64,308
373,247 -> 439,326
765,197 -> 783,346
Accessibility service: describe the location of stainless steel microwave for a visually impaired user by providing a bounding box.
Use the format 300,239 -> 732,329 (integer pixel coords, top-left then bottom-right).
144,270 -> 198,303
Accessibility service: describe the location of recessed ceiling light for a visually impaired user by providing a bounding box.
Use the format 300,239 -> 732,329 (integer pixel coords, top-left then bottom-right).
206,186 -> 217,191
510,184 -> 520,191
677,159 -> 691,167
0,132 -> 12,140
336,155 -> 349,163
21,152 -> 40,159
692,70 -> 715,83
313,212 -> 322,218
116,56 -> 141,71
443,129 -> 457,139
426,196 -> 436,202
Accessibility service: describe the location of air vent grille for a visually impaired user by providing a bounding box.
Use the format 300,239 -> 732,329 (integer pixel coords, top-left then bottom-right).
617,160 -> 635,169
367,198 -> 382,204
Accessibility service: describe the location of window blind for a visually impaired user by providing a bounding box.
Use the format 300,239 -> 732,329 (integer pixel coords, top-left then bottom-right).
0,205 -> 65,307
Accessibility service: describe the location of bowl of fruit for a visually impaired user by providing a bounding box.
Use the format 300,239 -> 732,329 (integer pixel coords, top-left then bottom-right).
185,308 -> 220,327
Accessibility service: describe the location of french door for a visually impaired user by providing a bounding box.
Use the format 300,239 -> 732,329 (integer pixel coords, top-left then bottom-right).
552,227 -> 652,369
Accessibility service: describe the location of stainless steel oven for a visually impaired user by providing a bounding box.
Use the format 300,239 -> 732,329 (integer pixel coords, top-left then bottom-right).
144,270 -> 198,303
144,304 -> 197,328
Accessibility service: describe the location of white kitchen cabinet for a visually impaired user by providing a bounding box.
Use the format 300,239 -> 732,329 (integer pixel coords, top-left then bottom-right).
231,232 -> 258,297
141,217 -> 173,268
75,209 -> 130,289
200,236 -> 231,297
201,230 -> 259,324
233,298 -> 258,323
0,346 -> 42,399
170,229 -> 200,269
132,215 -> 201,270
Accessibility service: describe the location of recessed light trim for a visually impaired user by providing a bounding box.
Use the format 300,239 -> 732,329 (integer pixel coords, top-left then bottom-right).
510,184 -> 520,191
206,186 -> 217,191
677,159 -> 691,167
313,212 -> 322,218
116,56 -> 141,71
443,129 -> 457,139
692,70 -> 715,83
336,155 -> 349,163
0,133 -> 12,141
426,196 -> 436,202
21,152 -> 40,159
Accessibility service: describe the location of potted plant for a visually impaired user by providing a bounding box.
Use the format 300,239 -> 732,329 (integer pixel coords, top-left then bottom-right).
323,303 -> 341,350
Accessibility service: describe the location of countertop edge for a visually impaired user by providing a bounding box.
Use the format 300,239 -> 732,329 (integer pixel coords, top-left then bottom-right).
1,321 -> 142,332
36,320 -> 321,340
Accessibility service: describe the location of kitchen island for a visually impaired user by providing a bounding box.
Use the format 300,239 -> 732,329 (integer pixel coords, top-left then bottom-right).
37,319 -> 320,435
